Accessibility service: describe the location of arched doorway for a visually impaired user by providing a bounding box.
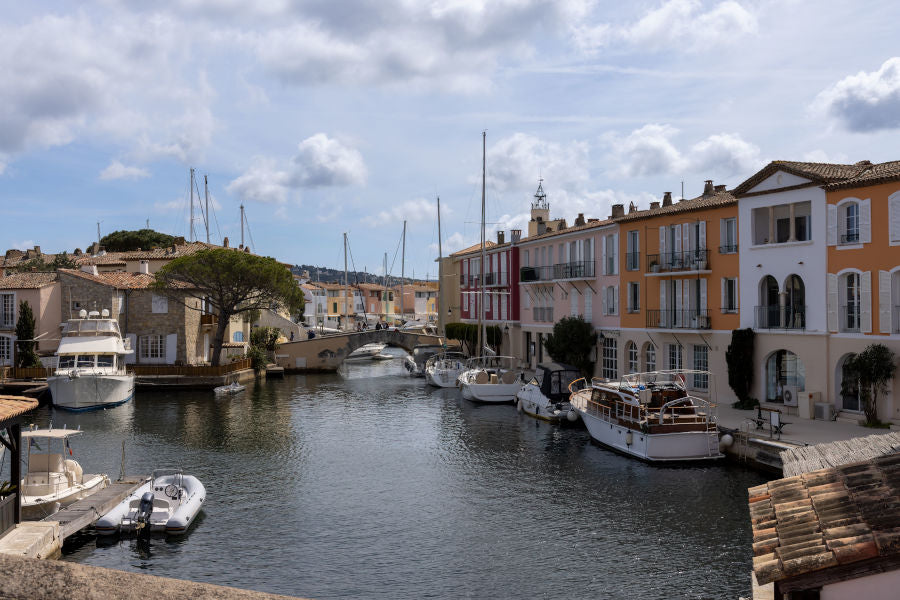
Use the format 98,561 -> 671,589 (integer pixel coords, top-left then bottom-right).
836,353 -> 861,412
758,275 -> 779,328
784,274 -> 805,329
765,350 -> 805,404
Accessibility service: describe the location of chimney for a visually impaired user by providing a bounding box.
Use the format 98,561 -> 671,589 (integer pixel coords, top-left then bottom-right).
139,260 -> 150,275
223,236 -> 229,248
650,201 -> 661,210
34,246 -> 41,255
703,180 -> 715,197
81,264 -> 99,276
497,231 -> 505,244
610,204 -> 625,218
575,213 -> 586,226
174,236 -> 186,245
662,192 -> 672,207
715,184 -> 726,192
510,229 -> 522,243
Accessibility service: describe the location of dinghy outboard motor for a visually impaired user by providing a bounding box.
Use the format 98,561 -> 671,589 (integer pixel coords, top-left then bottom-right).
135,492 -> 155,537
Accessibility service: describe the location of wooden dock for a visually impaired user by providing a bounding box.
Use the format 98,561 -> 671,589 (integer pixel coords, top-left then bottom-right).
41,476 -> 147,540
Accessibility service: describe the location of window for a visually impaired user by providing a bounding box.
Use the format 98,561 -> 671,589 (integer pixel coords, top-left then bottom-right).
604,235 -> 617,275
626,342 -> 638,374
667,343 -> 682,370
626,231 -> 639,270
604,286 -> 617,315
233,331 -> 244,342
627,282 -> 640,313
693,345 -> 709,389
0,336 -> 11,365
645,343 -> 656,372
720,218 -> 737,253
0,293 -> 13,328
77,355 -> 95,368
97,355 -> 114,368
841,202 -> 859,244
844,272 -> 861,332
602,338 -> 617,379
151,294 -> 168,314
117,291 -> 126,315
58,355 -> 75,369
766,350 -> 805,404
722,278 -> 738,313
139,335 -> 164,360
333,302 -> 338,313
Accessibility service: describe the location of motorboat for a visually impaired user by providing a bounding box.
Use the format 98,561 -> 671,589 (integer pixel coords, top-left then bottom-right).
48,309 -> 134,411
516,362 -> 581,424
96,468 -> 205,536
568,370 -> 723,462
347,342 -> 388,360
20,427 -> 110,519
424,351 -> 468,388
403,344 -> 444,377
213,381 -> 245,395
371,352 -> 394,361
400,320 -> 438,335
457,355 -> 523,403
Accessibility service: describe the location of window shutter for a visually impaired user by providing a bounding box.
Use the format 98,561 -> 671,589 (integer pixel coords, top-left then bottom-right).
861,271 -> 872,333
601,286 -> 608,315
601,236 -> 607,275
879,270 -> 892,334
612,234 -> 618,274
613,286 -> 618,314
125,334 -> 137,364
699,221 -> 706,252
585,291 -> 592,323
860,198 -> 872,244
675,280 -> 683,327
720,219 -> 726,250
680,223 -> 688,254
700,278 -> 707,312
827,204 -> 837,246
165,334 -> 177,364
890,193 -> 900,243
660,282 -> 667,326
659,226 -> 667,259
827,273 -> 838,332
721,278 -> 726,311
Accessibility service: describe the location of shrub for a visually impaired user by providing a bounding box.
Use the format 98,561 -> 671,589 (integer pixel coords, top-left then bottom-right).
726,328 -> 756,409
543,316 -> 597,376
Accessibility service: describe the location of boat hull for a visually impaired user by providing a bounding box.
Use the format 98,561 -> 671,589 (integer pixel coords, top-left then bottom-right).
96,474 -> 205,536
48,374 -> 134,411
459,381 -> 519,403
21,473 -> 110,520
425,367 -> 464,388
577,410 -> 721,462
516,387 -> 578,424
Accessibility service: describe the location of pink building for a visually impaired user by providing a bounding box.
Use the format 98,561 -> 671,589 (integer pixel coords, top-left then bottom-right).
0,272 -> 61,364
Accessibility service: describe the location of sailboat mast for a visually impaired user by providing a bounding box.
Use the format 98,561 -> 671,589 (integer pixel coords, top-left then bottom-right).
382,252 -> 388,324
344,232 -> 349,331
204,174 -> 210,244
189,168 -> 195,242
437,195 -> 443,333
240,204 -> 245,248
400,221 -> 406,322
477,131 -> 486,357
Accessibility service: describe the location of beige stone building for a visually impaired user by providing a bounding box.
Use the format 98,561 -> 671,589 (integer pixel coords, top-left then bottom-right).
0,272 -> 61,365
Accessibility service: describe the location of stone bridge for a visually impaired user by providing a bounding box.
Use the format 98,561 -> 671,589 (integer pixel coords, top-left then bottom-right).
274,330 -> 453,372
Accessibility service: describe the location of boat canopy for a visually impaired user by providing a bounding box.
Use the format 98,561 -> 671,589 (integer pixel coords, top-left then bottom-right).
62,318 -> 121,336
22,427 -> 83,439
56,336 -> 123,355
535,363 -> 581,402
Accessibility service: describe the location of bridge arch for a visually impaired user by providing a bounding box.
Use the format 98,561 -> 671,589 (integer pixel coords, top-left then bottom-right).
275,330 -> 452,372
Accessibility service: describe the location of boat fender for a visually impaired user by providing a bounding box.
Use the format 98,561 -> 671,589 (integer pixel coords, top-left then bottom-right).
566,410 -> 578,422
516,399 -> 523,413
625,431 -> 633,446
719,433 -> 734,450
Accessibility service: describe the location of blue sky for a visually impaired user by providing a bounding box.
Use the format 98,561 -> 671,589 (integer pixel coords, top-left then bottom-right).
3,1 -> 900,280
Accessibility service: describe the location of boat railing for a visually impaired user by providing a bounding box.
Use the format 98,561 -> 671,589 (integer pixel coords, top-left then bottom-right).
464,355 -> 518,371
657,395 -> 718,427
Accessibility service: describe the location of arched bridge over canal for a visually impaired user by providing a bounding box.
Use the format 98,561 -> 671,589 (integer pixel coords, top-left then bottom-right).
274,330 -> 453,372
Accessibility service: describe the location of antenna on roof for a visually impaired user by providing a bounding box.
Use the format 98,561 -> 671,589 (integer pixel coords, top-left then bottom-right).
681,180 -> 684,201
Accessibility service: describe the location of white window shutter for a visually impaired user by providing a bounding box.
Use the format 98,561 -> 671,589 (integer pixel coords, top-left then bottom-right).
860,198 -> 872,244
601,237 -> 607,275
721,278 -> 726,311
890,193 -> 900,243
613,286 -> 618,314
699,221 -> 706,251
879,270 -> 892,334
125,334 -> 137,364
700,278 -> 707,311
165,334 -> 177,364
675,280 -> 683,327
719,219 -> 726,251
680,223 -> 688,253
601,287 -> 608,315
827,204 -> 837,246
659,226 -> 667,265
585,292 -> 592,323
571,291 -> 577,316
861,271 -> 872,333
612,234 -> 618,274
827,273 -> 838,332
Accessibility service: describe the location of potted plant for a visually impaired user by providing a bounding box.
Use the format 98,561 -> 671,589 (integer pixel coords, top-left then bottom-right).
650,260 -> 659,273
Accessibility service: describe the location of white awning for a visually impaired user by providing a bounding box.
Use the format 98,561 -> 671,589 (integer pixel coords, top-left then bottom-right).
56,336 -> 124,355
22,428 -> 83,439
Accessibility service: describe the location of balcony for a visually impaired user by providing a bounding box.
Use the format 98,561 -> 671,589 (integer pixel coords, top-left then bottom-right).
625,252 -> 640,271
718,244 -> 738,254
646,249 -> 709,273
533,307 -> 554,322
754,305 -> 806,330
839,232 -> 860,245
841,305 -> 861,333
200,314 -> 218,326
483,272 -> 507,287
646,309 -> 710,329
553,260 -> 595,280
519,265 -> 554,283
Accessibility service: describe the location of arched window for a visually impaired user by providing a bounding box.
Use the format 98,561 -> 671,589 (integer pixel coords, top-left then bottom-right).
626,341 -> 639,374
765,350 -> 805,404
784,275 -> 805,329
757,275 -> 779,328
643,343 -> 656,372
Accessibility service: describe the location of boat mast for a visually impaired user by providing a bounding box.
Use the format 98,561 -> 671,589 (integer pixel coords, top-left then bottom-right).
437,195 -> 443,333
382,252 -> 388,324
189,167 -> 195,242
240,204 -> 245,248
344,232 -> 349,331
204,174 -> 210,244
400,221 -> 406,322
477,131 -> 486,358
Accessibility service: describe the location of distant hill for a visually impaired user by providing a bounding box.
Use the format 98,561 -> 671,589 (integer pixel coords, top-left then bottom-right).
292,264 -> 430,286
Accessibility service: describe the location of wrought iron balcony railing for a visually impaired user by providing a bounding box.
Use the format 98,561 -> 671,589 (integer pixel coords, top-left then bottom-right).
646,248 -> 709,272
754,305 -> 806,330
553,260 -> 595,280
645,309 -> 710,329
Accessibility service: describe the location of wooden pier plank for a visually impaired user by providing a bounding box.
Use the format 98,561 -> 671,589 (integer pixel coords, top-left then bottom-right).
41,477 -> 147,540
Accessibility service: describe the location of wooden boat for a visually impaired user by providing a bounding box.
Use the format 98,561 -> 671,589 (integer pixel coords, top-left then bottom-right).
568,370 -> 723,462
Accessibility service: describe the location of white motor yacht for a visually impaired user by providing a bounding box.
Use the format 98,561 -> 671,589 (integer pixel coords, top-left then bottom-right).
48,310 -> 134,411
457,355 -> 523,403
568,370 -> 723,462
20,427 -> 110,519
96,468 -> 205,536
347,342 -> 388,360
516,362 -> 581,423
424,351 -> 468,388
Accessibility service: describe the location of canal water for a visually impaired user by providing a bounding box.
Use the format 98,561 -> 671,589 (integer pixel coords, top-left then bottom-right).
18,350 -> 767,599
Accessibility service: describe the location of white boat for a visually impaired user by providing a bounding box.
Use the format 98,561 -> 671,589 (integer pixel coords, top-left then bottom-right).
347,342 -> 388,360
371,352 -> 394,361
424,351 -> 468,388
47,309 -> 134,411
403,344 -> 444,377
458,355 -> 523,403
516,362 -> 581,424
568,370 -> 723,463
96,468 -> 205,536
213,381 -> 245,395
20,427 -> 110,519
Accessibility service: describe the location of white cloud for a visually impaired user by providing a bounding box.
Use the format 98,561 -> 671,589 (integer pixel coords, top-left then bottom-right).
226,158 -> 292,204
370,198 -> 436,226
688,133 -> 761,176
801,149 -> 850,164
813,57 -> 900,132
574,0 -> 757,54
99,160 -> 150,180
484,133 -> 590,193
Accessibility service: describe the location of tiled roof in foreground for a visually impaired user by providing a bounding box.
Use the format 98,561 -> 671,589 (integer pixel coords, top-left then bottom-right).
748,452 -> 900,586
0,272 -> 58,289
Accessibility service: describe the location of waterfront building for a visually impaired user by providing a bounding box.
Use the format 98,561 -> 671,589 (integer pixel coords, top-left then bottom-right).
822,162 -> 900,422
518,197 -> 616,370
615,181 -> 739,398
356,282 -> 395,324
0,272 -> 61,365
300,282 -> 328,329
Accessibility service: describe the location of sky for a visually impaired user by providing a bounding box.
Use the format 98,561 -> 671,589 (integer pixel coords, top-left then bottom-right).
3,1 -> 900,280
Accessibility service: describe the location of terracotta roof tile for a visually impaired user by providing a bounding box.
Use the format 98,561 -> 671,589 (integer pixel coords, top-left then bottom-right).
612,190 -> 735,223
59,269 -> 192,290
0,395 -> 39,423
734,160 -> 872,196
449,240 -> 497,257
0,272 -> 58,289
